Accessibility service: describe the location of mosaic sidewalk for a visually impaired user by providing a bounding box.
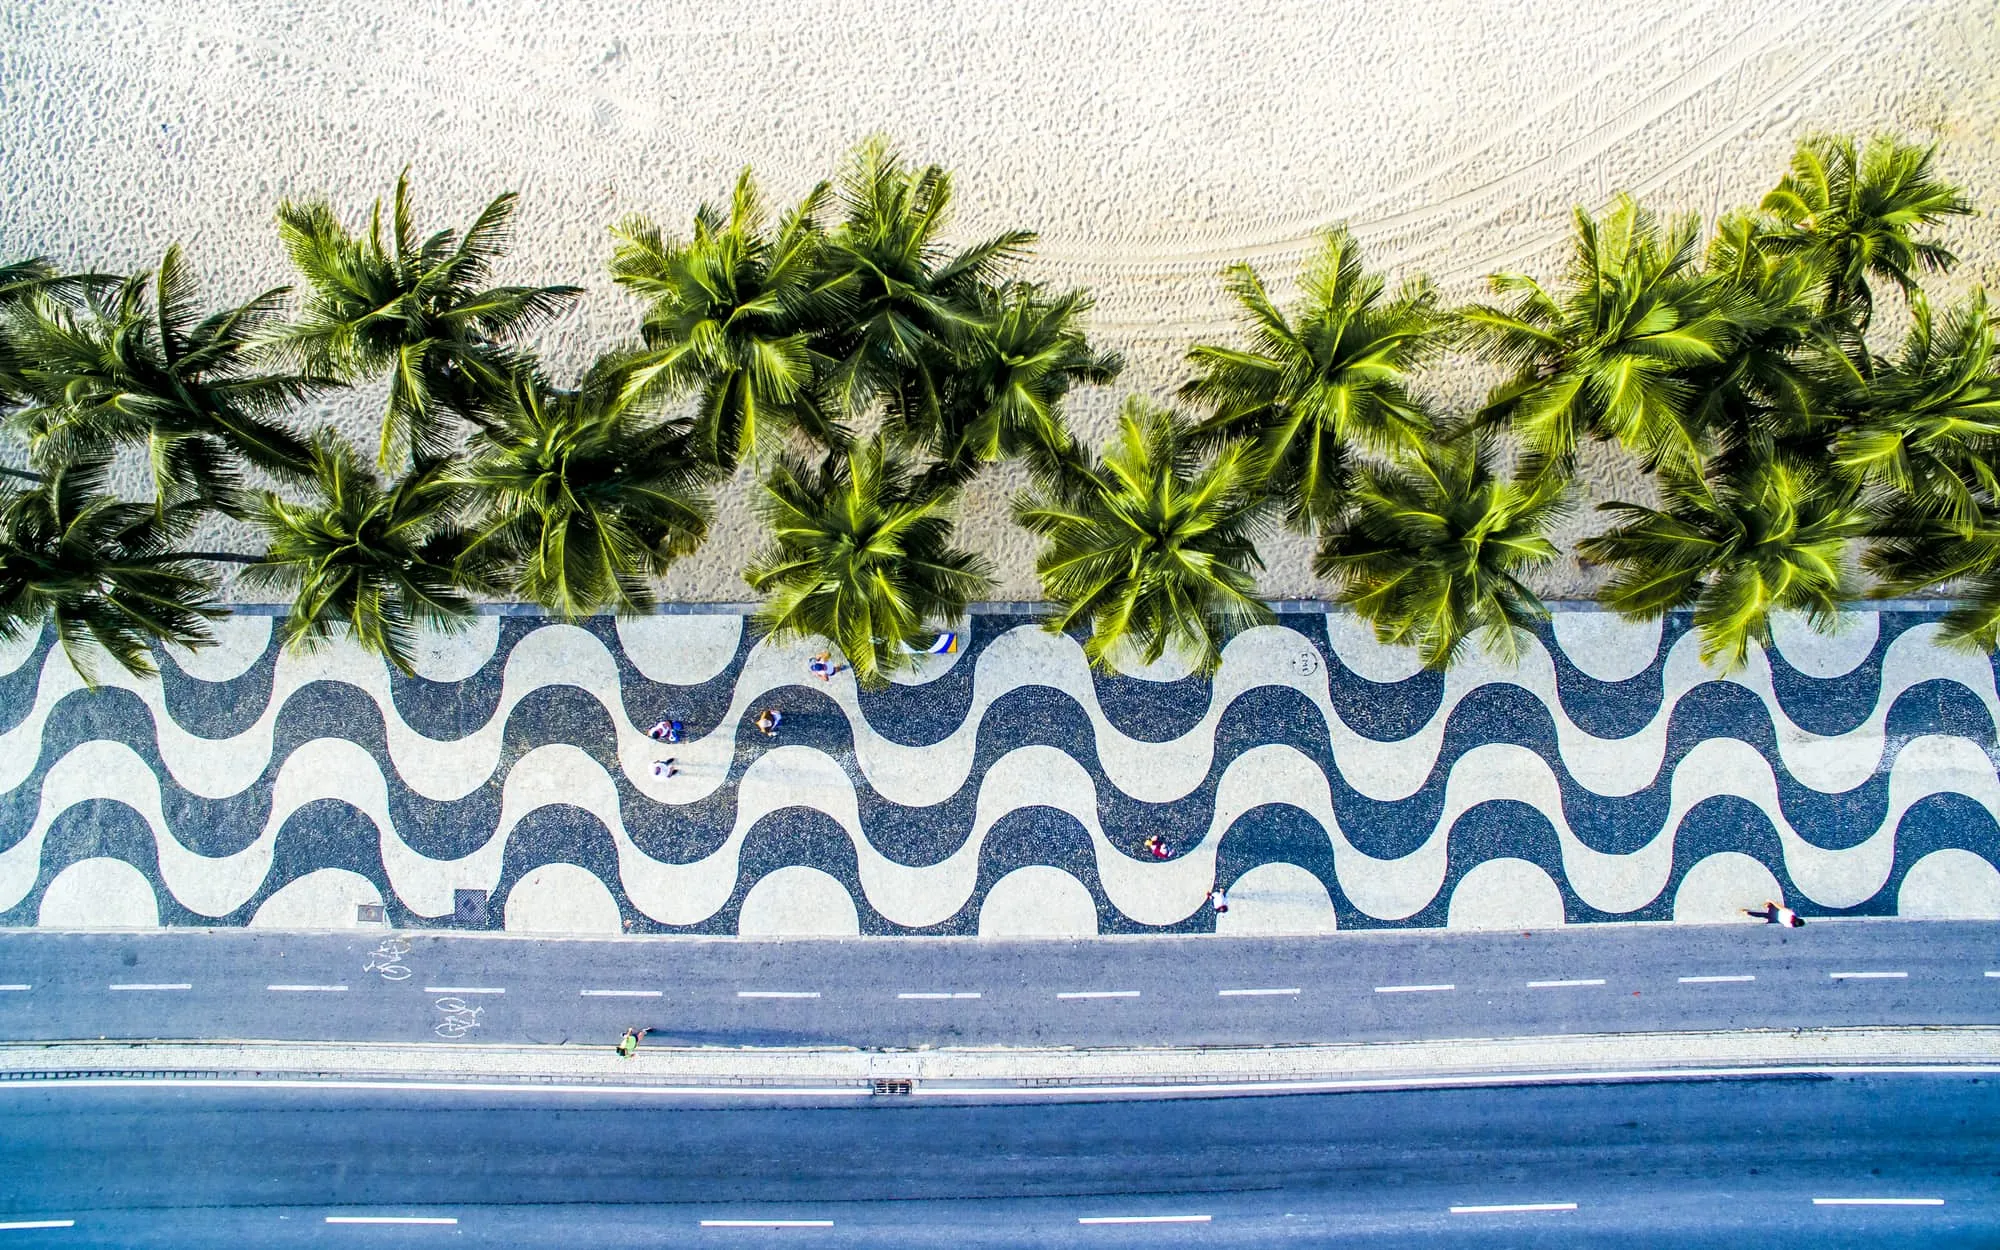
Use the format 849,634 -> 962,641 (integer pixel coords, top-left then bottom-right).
4,608 -> 1999,936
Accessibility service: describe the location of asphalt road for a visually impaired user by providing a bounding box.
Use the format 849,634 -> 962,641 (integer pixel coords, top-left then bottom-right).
0,1074 -> 1994,1247
0,920 -> 1995,1049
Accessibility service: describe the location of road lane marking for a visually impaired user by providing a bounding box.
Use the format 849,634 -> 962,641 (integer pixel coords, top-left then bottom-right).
700,1220 -> 834,1228
422,986 -> 503,994
268,985 -> 348,993
1451,1203 -> 1577,1214
107,983 -> 190,991
1077,1215 -> 1212,1225
0,985 -> 29,992
1057,991 -> 1140,999
1219,988 -> 1300,997
581,989 -> 663,998
1985,971 -> 2000,978
1375,983 -> 1454,994
897,992 -> 981,1000
1680,975 -> 1755,984
1526,979 -> 1605,988
1812,1197 -> 1943,1206
0,1221 -> 74,1231
736,991 -> 820,999
324,1216 -> 459,1225
1829,972 -> 1907,980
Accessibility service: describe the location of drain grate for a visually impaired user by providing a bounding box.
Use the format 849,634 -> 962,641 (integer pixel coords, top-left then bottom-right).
871,1079 -> 914,1096
453,889 -> 488,926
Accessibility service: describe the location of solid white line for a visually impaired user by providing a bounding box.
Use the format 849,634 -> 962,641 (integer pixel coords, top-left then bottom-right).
0,985 -> 29,992
1829,972 -> 1907,980
581,989 -> 663,998
1812,1197 -> 1943,1206
324,1216 -> 458,1224
107,983 -> 190,991
268,985 -> 348,993
1077,1214 -> 1212,1225
896,992 -> 981,1000
1375,983 -> 1454,993
700,1219 -> 834,1227
1451,1202 -> 1577,1214
1985,971 -> 2000,978
1680,975 -> 1756,984
1219,988 -> 1300,997
0,1220 -> 74,1230
1526,979 -> 1605,988
423,986 -> 503,995
736,991 -> 819,999
1057,990 -> 1140,999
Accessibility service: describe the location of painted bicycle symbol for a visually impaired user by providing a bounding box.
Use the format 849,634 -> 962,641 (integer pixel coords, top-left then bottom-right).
433,997 -> 484,1039
363,937 -> 412,982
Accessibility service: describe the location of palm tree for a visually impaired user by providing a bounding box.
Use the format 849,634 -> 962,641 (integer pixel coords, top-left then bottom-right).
910,282 -> 1121,490
1579,458 -> 1870,669
609,170 -> 837,468
1314,434 -> 1566,670
457,362 -> 714,618
1461,194 -> 1733,479
243,433 -> 487,675
1758,134 -> 1974,334
811,139 -> 1035,430
1866,507 -> 2000,650
1831,292 -> 2000,528
1181,227 -> 1441,532
5,245 -> 321,513
745,436 -> 990,687
0,449 -> 226,682
1015,397 -> 1275,675
268,170 -> 581,467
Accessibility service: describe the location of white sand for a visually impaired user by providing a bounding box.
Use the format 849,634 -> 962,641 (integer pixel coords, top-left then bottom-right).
2,0 -> 1995,602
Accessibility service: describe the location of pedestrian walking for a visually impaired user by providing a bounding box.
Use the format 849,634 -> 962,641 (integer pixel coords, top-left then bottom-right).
807,653 -> 841,681
652,758 -> 678,779
1142,834 -> 1172,861
618,1028 -> 640,1058
1209,887 -> 1229,914
757,708 -> 783,736
647,719 -> 683,743
1744,900 -> 1804,927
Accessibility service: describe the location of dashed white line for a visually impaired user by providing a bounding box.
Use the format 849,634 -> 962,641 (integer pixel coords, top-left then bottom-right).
1219,987 -> 1300,997
324,1216 -> 459,1225
0,1220 -> 74,1231
700,1220 -> 834,1228
1985,971 -> 2000,979
1680,975 -> 1756,984
1057,990 -> 1140,1000
268,985 -> 348,993
1812,1197 -> 1944,1207
1451,1202 -> 1577,1214
897,992 -> 981,1000
107,983 -> 190,992
0,985 -> 30,992
1077,1214 -> 1212,1225
581,989 -> 663,998
1829,972 -> 1908,980
1526,979 -> 1605,988
736,991 -> 820,999
1375,983 -> 1454,994
422,986 -> 504,995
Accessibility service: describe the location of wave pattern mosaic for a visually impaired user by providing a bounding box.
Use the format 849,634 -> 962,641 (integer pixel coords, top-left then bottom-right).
4,609 -> 2000,935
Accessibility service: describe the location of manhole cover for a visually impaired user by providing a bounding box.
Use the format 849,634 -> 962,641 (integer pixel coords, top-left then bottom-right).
454,889 -> 488,925
355,903 -> 386,925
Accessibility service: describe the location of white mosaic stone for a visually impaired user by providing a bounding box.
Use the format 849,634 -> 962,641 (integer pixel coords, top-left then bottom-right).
616,614 -> 743,686
408,615 -> 502,684
1549,612 -> 1661,684
1897,849 -> 2000,920
978,866 -> 1098,938
1447,858 -> 1565,931
1769,610 -> 1877,679
1672,852 -> 1784,924
163,614 -> 274,683
250,868 -> 383,930
1215,862 -> 1338,935
503,863 -> 624,934
736,866 -> 860,937
38,858 -> 158,929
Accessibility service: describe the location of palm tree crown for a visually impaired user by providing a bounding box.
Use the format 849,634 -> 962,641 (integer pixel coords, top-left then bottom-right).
1463,195 -> 1733,479
745,436 -> 990,687
1017,397 -> 1275,675
1182,227 -> 1441,532
1315,435 -> 1566,670
610,170 -> 834,469
244,434 -> 486,675
1758,134 -> 1973,331
269,171 -> 581,466
458,362 -> 713,618
1580,458 -> 1870,669
0,449 -> 221,681
5,245 -> 321,513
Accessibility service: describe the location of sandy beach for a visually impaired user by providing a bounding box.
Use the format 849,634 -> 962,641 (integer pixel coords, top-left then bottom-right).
2,0 -> 1995,602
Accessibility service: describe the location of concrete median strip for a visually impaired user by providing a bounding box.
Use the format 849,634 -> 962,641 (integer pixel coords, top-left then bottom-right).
1,1027 -> 1996,1094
